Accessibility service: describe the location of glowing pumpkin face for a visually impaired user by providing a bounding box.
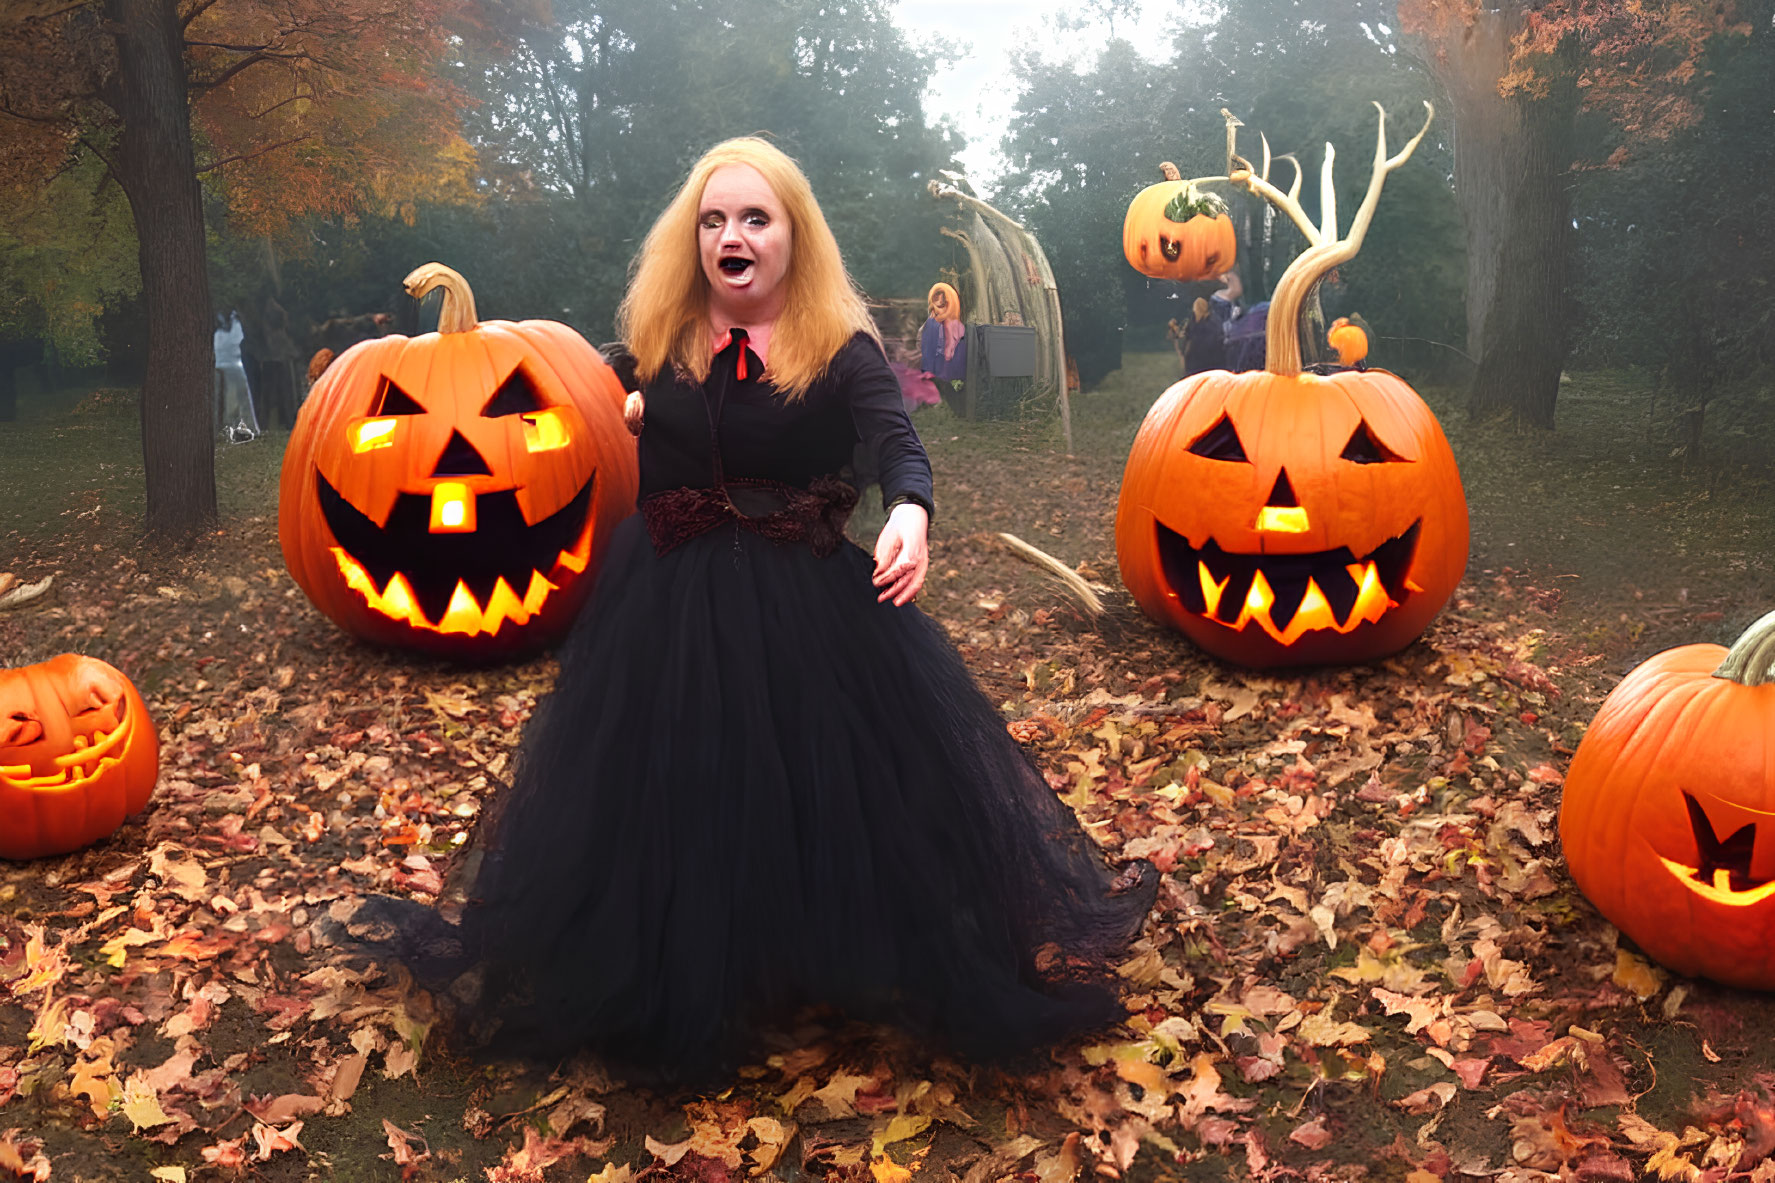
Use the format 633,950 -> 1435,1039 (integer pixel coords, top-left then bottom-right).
1115,368 -> 1468,668
279,265 -> 638,660
1560,610 -> 1775,988
1,655 -> 158,861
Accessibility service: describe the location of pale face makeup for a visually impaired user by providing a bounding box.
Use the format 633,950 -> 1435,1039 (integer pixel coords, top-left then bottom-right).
698,164 -> 793,328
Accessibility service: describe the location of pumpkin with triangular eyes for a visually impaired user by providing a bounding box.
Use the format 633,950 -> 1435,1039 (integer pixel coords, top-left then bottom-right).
279,264 -> 638,660
1115,368 -> 1468,667
1,654 -> 158,861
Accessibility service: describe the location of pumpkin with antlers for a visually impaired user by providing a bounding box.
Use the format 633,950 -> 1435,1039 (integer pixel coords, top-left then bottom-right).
279,264 -> 638,660
1116,104 -> 1467,668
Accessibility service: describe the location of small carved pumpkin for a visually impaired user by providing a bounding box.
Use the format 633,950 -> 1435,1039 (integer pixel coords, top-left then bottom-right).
1116,102 -> 1461,667
0,654 -> 158,860
279,264 -> 639,660
1122,170 -> 1235,283
1560,610 -> 1775,988
1329,317 -> 1369,366
927,282 -> 961,323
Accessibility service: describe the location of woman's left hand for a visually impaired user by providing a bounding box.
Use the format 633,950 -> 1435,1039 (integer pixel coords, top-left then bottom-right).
872,502 -> 929,606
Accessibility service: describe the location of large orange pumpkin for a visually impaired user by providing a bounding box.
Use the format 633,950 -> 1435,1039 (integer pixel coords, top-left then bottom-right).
1560,609 -> 1775,988
279,264 -> 639,660
1122,168 -> 1235,283
1,655 -> 158,861
1116,102 -> 1459,668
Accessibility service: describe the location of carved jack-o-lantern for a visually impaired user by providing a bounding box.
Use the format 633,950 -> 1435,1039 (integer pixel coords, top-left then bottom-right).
1560,610 -> 1775,989
1116,103 -> 1462,668
1122,166 -> 1236,283
279,264 -> 639,660
1,654 -> 158,861
1116,369 -> 1467,667
928,282 -> 961,323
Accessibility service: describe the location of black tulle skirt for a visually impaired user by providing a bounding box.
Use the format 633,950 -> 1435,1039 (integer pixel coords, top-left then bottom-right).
431,513 -> 1154,1081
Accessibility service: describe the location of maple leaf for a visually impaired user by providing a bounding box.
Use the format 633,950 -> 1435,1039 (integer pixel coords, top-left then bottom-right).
382,1118 -> 430,1166
0,1130 -> 51,1183
488,1127 -> 581,1183
199,1138 -> 247,1171
809,1070 -> 876,1119
120,1073 -> 175,1132
1289,1116 -> 1334,1150
251,1121 -> 305,1161
1394,1083 -> 1456,1116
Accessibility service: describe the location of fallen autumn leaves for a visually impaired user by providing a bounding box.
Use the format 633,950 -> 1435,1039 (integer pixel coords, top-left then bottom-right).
4,438 -> 1775,1182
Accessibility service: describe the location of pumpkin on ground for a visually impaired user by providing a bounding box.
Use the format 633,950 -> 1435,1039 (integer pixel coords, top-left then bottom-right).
1116,102 -> 1464,668
279,263 -> 639,660
1122,164 -> 1236,283
0,654 -> 158,861
1560,610 -> 1775,989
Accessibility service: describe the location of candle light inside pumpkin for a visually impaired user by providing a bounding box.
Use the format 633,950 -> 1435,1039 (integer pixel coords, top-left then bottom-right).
429,482 -> 476,533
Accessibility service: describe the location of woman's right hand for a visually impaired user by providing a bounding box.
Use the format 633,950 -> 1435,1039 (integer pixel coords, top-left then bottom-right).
624,390 -> 645,435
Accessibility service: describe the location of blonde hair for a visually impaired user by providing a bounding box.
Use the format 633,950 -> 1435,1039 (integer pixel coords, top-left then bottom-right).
1192,297 -> 1211,320
618,137 -> 879,399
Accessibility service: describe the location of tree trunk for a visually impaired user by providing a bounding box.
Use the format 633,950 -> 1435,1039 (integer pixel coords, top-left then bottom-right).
1416,5 -> 1578,429
103,0 -> 216,537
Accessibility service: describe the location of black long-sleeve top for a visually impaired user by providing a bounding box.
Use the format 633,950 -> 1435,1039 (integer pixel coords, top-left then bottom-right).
610,332 -> 935,519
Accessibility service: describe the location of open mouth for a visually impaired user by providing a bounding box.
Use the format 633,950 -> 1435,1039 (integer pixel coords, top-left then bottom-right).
317,473 -> 593,632
1,712 -> 133,789
1156,520 -> 1421,641
1658,792 -> 1775,905
718,257 -> 753,276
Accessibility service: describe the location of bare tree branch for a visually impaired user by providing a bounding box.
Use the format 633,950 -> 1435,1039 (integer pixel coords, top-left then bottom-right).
196,132 -> 311,173
178,0 -> 225,29
190,48 -> 311,91
183,39 -> 275,52
247,91 -> 312,119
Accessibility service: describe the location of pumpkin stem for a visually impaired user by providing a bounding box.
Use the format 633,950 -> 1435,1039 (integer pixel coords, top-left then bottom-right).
402,263 -> 479,334
1712,608 -> 1775,686
1228,101 -> 1433,377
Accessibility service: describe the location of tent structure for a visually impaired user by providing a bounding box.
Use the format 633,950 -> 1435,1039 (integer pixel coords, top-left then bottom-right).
926,180 -> 1073,452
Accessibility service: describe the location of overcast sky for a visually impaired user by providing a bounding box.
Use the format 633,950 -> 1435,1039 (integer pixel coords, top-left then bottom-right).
891,0 -> 1204,191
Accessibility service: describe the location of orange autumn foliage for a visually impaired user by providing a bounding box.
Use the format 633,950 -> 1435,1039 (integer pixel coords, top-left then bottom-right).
0,0 -> 540,235
1398,0 -> 1752,143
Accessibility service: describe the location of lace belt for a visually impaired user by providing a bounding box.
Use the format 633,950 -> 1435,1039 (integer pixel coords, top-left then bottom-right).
640,475 -> 858,558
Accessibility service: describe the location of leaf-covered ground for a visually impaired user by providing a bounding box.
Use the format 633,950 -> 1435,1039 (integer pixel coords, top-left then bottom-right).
2,357 -> 1774,1183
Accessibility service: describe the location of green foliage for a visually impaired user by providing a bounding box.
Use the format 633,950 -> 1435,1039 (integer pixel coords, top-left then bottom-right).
997,3 -> 1464,387
1161,188 -> 1228,223
435,0 -> 964,336
0,155 -> 140,364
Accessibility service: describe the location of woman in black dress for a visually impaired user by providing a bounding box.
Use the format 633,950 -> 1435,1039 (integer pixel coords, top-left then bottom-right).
439,137 -> 1154,1083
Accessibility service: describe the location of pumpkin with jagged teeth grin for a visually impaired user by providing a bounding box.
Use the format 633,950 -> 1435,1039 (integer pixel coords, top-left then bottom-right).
279,264 -> 638,661
1,654 -> 158,860
1561,610 -> 1775,988
1116,368 -> 1469,667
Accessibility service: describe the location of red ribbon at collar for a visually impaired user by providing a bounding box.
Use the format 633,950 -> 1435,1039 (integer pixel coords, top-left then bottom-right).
713,328 -> 750,380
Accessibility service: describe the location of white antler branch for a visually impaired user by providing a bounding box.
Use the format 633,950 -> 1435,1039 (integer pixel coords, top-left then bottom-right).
1242,100 -> 1434,376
